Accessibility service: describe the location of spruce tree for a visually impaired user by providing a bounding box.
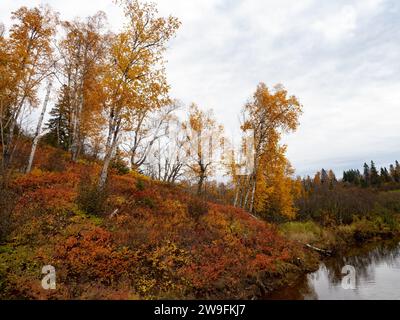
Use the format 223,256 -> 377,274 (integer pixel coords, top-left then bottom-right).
44,85 -> 72,150
380,167 -> 391,183
321,168 -> 329,184
363,163 -> 370,187
370,161 -> 380,186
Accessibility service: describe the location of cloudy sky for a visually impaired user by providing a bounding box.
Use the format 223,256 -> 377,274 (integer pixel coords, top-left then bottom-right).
2,0 -> 400,177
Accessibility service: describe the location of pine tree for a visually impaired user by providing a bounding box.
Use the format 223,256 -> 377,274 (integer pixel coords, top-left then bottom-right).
390,164 -> 398,183
343,171 -> 348,183
320,168 -> 329,184
343,169 -> 361,185
380,167 -> 391,183
44,85 -> 72,150
395,161 -> 400,183
370,161 -> 380,186
362,163 -> 370,187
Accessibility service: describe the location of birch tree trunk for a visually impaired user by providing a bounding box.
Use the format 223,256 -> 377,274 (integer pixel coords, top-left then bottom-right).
233,176 -> 240,207
249,175 -> 256,213
98,117 -> 120,189
71,89 -> 84,162
26,81 -> 52,174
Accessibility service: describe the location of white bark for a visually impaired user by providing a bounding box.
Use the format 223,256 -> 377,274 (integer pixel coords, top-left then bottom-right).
98,117 -> 120,189
26,81 -> 52,173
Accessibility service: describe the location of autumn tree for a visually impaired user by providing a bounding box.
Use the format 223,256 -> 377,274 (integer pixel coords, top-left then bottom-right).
57,12 -> 108,161
143,113 -> 188,183
225,131 -> 258,209
0,6 -> 57,172
225,145 -> 244,207
126,100 -> 180,170
26,80 -> 53,173
240,83 -> 302,216
182,104 -> 224,195
252,131 -> 301,220
0,22 -> 10,169
98,0 -> 180,188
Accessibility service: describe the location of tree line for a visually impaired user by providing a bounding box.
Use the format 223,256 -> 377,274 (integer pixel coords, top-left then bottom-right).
0,0 -> 305,222
343,161 -> 400,188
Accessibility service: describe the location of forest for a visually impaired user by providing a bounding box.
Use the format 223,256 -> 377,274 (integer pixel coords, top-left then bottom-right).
1,0 -> 400,300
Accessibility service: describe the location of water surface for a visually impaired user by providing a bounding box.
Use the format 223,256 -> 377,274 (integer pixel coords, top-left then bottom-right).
265,240 -> 400,300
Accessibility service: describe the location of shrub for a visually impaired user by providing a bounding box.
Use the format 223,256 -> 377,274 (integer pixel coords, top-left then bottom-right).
54,227 -> 131,287
40,149 -> 67,172
77,178 -> 108,216
136,179 -> 145,191
377,191 -> 400,213
0,188 -> 17,242
187,197 -> 209,221
111,159 -> 130,175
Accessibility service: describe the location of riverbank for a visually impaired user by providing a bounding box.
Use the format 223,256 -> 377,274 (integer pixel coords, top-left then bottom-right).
264,237 -> 400,300
0,164 -> 321,300
260,218 -> 400,298
279,217 -> 400,255
1,155 -> 400,299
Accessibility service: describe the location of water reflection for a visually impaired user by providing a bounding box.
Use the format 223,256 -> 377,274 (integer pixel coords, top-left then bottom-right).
265,240 -> 400,300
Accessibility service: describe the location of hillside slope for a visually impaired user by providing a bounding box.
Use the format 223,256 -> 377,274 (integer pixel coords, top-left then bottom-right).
0,149 -> 317,300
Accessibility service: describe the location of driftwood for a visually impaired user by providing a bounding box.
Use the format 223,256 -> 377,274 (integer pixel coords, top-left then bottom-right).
305,243 -> 332,256
110,208 -> 119,218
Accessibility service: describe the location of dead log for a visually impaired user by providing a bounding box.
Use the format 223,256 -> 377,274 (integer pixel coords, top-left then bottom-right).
305,243 -> 332,256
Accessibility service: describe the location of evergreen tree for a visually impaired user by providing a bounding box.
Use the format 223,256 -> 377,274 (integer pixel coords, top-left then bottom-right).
343,169 -> 361,186
395,161 -> 400,183
362,163 -> 370,187
343,171 -> 348,183
320,168 -> 329,184
44,85 -> 72,150
380,167 -> 391,183
370,161 -> 380,186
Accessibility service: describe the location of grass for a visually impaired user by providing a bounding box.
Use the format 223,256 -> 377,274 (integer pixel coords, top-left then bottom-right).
280,213 -> 400,254
279,221 -> 323,244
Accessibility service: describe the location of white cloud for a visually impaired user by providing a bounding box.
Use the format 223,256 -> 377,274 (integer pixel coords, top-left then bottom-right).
312,5 -> 357,42
1,0 -> 399,177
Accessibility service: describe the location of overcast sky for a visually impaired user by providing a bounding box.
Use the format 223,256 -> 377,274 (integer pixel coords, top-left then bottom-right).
2,0 -> 400,177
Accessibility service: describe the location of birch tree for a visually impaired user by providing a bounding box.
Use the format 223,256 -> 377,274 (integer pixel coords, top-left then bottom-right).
127,101 -> 180,170
26,80 -> 52,173
144,115 -> 187,183
0,6 -> 57,171
241,83 -> 302,214
182,104 -> 225,195
57,12 -> 107,161
98,0 -> 180,189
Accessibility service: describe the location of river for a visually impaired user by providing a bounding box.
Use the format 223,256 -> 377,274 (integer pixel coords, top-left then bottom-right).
264,239 -> 400,300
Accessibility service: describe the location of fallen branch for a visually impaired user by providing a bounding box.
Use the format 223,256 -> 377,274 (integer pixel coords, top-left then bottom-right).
305,243 -> 332,256
110,208 -> 119,218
